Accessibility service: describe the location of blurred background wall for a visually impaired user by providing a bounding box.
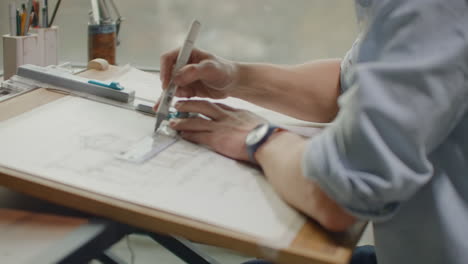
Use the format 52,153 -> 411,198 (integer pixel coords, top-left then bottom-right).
0,0 -> 358,70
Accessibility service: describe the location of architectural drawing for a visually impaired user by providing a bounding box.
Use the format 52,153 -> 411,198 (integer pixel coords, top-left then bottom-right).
0,96 -> 305,246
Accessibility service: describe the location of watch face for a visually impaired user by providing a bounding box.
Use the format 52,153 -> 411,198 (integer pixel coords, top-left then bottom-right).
246,124 -> 269,146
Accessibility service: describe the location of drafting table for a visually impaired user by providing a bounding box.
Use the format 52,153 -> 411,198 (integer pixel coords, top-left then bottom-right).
0,68 -> 365,264
0,188 -> 224,264
0,202 -> 129,264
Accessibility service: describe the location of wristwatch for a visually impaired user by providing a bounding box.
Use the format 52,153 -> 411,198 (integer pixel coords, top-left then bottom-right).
245,123 -> 280,164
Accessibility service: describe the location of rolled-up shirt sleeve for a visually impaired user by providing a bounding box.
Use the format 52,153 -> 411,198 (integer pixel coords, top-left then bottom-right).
302,0 -> 468,222
340,37 -> 360,94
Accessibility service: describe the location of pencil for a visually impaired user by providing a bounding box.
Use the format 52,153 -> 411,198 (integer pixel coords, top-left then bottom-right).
43,0 -> 48,27
32,0 -> 39,27
23,0 -> 33,35
21,9 -> 26,35
9,2 -> 17,36
16,9 -> 21,35
49,0 -> 62,26
42,7 -> 47,28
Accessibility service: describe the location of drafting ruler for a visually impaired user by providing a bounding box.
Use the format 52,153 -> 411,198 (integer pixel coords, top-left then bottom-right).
16,64 -> 135,103
117,110 -> 199,163
117,131 -> 178,163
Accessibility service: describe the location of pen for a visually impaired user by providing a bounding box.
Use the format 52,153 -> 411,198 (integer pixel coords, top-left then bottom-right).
9,2 -> 17,36
43,0 -> 48,27
90,0 -> 100,25
107,0 -> 121,22
98,0 -> 112,24
16,9 -> 21,35
32,0 -> 39,28
23,0 -> 33,35
49,0 -> 62,26
154,20 -> 201,133
42,7 -> 47,28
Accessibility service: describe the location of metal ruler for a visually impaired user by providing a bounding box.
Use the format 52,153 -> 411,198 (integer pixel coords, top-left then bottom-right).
17,64 -> 135,103
116,133 -> 179,163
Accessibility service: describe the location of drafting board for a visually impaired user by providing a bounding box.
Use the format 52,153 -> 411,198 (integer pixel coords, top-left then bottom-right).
0,70 -> 365,264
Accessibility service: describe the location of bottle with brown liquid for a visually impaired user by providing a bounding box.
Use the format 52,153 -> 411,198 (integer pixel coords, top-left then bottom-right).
88,23 -> 116,65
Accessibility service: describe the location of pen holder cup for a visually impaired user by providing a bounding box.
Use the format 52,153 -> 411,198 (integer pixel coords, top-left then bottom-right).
2,26 -> 59,80
88,24 -> 116,65
32,26 -> 59,68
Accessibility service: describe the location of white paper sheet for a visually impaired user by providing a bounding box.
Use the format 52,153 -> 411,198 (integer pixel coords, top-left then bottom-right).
114,66 -> 162,102
0,97 -> 305,245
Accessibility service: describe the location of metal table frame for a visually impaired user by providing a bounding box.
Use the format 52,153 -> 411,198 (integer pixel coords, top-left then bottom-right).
37,219 -> 222,264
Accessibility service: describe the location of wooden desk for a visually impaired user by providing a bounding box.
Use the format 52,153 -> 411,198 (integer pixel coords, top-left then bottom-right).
0,83 -> 364,264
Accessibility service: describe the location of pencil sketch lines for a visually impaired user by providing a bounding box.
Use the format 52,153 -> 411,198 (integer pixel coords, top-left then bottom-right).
79,133 -> 124,153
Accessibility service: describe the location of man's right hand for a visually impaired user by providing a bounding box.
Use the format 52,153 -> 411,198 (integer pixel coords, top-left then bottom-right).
159,48 -> 239,100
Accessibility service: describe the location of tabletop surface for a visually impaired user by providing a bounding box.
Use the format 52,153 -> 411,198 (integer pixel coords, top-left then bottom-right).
0,69 -> 365,264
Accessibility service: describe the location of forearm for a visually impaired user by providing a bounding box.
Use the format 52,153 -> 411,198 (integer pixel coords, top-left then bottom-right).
230,59 -> 341,123
255,131 -> 356,232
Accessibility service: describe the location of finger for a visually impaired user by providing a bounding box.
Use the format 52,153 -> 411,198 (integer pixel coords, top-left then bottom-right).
160,48 -> 179,88
169,117 -> 215,132
176,81 -> 208,98
189,48 -> 210,62
153,98 -> 160,111
161,48 -> 210,89
214,103 -> 238,111
173,64 -> 202,87
173,60 -> 221,87
175,100 -> 228,120
176,88 -> 194,98
180,131 -> 213,146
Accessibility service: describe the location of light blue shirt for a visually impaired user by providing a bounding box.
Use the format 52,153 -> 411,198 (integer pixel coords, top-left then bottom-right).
302,0 -> 468,263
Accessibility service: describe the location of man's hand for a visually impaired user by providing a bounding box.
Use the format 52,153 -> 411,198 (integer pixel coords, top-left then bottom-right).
170,100 -> 356,231
159,48 -> 239,99
169,100 -> 266,161
158,48 -> 341,123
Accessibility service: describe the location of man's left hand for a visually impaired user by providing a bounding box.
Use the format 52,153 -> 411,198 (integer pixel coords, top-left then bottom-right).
169,100 -> 266,162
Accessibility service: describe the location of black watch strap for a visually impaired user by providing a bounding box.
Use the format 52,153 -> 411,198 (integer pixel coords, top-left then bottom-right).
246,124 -> 279,164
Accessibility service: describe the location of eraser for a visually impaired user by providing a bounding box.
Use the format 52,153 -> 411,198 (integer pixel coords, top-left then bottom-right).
87,58 -> 109,71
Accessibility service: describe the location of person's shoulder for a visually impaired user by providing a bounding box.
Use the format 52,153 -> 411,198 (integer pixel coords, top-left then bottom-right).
374,0 -> 465,16
358,0 -> 467,61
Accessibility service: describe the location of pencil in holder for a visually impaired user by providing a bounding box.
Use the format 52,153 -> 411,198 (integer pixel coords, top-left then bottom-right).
88,24 -> 117,65
2,26 -> 59,81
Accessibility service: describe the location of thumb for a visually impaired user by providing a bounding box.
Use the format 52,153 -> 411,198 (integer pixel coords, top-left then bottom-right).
153,97 -> 161,111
